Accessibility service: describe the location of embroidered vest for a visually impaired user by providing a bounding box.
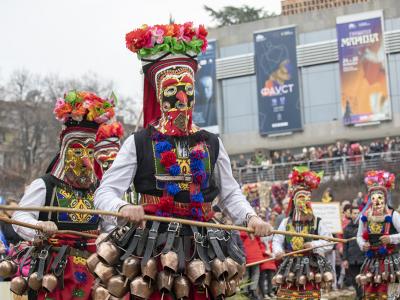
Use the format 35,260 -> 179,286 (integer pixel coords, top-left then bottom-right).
38,174 -> 99,231
284,217 -> 320,252
133,127 -> 220,212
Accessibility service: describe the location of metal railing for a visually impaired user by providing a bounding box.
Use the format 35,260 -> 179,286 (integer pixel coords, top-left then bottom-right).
233,151 -> 400,184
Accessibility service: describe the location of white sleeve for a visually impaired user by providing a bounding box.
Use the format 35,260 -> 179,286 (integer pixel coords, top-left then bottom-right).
272,218 -> 287,255
357,218 -> 366,250
94,135 -> 137,226
389,211 -> 400,244
215,138 -> 255,225
12,179 -> 46,241
311,219 -> 334,254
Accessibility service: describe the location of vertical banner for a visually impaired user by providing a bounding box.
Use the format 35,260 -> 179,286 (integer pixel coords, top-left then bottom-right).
337,11 -> 391,125
194,40 -> 218,133
254,26 -> 302,136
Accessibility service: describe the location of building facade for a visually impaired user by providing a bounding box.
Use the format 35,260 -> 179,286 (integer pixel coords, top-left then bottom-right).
282,0 -> 370,15
209,0 -> 400,155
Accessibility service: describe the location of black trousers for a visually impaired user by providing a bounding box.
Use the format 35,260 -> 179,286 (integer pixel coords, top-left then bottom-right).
344,264 -> 363,299
259,269 -> 274,296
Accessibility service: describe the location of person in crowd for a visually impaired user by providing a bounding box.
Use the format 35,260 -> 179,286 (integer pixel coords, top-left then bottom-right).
272,166 -> 334,300
342,206 -> 363,299
275,198 -> 289,228
342,203 -> 352,230
357,170 -> 400,300
0,199 -> 23,246
240,231 -> 264,300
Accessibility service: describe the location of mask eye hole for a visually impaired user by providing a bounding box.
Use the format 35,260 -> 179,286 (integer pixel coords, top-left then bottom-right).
162,101 -> 171,112
88,149 -> 94,155
175,102 -> 187,109
74,150 -> 83,156
163,86 -> 177,97
185,84 -> 194,96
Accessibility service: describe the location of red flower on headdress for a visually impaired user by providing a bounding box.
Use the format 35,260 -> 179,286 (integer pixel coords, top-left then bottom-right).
95,122 -> 125,142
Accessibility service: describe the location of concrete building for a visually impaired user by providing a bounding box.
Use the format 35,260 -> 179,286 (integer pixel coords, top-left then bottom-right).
282,0 -> 370,15
209,0 -> 400,155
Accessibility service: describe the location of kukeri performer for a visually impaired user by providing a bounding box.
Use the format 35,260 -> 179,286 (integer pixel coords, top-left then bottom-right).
9,91 -> 116,300
272,166 -> 334,300
356,170 -> 400,300
93,22 -> 272,300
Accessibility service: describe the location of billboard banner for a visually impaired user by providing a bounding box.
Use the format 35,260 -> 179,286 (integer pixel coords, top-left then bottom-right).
337,11 -> 391,125
194,40 -> 218,132
254,26 -> 302,135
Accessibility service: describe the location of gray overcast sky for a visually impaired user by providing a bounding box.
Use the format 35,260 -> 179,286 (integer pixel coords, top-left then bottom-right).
0,0 -> 281,103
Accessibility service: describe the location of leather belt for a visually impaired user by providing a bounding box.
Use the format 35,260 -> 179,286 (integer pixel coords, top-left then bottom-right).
141,222 -> 160,267
120,228 -> 145,261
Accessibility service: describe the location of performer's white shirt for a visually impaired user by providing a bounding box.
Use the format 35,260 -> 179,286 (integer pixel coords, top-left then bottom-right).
12,179 -> 114,241
94,135 -> 255,228
357,210 -> 400,249
272,217 -> 334,256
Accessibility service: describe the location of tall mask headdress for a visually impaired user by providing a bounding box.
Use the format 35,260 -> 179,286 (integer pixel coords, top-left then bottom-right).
48,90 -> 116,182
125,23 -> 208,136
286,166 -> 323,218
94,121 -> 124,180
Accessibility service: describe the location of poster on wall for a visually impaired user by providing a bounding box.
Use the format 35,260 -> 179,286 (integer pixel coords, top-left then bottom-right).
194,40 -> 218,133
337,11 -> 391,125
311,202 -> 343,234
254,26 -> 302,136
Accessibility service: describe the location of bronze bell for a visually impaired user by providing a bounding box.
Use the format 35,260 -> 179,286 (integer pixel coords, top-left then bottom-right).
157,270 -> 173,294
298,275 -> 307,285
226,279 -> 237,297
224,258 -> 238,280
173,275 -> 191,300
210,258 -> 228,280
131,276 -> 154,299
275,274 -> 284,285
0,260 -> 18,278
86,253 -> 101,273
141,258 -> 158,281
210,280 -> 226,299
92,285 -> 110,300
97,241 -> 121,266
236,263 -> 246,279
360,275 -> 368,285
94,261 -> 115,284
271,276 -> 276,286
42,273 -> 58,293
10,276 -> 28,295
307,271 -> 315,281
28,272 -> 43,291
107,275 -> 129,298
203,272 -> 212,287
323,271 -> 333,283
314,273 -> 322,283
396,270 -> 400,281
122,256 -> 141,280
187,259 -> 206,285
382,271 -> 389,281
390,273 -> 396,283
286,272 -> 295,283
160,251 -> 179,273
374,274 -> 382,284
366,272 -> 373,283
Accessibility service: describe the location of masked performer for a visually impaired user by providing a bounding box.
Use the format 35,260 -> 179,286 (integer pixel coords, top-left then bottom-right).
356,170 -> 400,300
272,166 -> 334,300
9,91 -> 115,300
93,22 -> 271,300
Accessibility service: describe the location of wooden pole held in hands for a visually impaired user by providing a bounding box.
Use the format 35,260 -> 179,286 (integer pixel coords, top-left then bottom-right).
0,205 -> 349,243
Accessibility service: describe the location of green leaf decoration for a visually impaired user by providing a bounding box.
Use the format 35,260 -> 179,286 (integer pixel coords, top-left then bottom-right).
110,91 -> 118,106
65,90 -> 77,103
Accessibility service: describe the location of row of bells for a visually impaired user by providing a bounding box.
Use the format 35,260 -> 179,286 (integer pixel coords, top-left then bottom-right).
272,271 -> 334,289
355,271 -> 400,285
0,258 -> 61,296
90,240 -> 246,299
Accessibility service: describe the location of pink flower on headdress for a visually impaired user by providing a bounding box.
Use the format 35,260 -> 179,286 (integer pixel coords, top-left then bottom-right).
54,98 -> 72,121
151,27 -> 165,45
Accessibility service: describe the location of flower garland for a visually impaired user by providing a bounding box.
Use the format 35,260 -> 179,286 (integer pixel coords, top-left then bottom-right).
288,166 -> 323,191
54,90 -> 116,124
125,22 -> 208,58
152,131 -> 208,220
364,170 -> 395,191
361,214 -> 392,258
95,121 -> 125,142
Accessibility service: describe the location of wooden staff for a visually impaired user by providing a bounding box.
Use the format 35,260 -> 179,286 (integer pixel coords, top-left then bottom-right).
0,216 -> 98,239
246,237 -> 356,267
0,205 -> 349,243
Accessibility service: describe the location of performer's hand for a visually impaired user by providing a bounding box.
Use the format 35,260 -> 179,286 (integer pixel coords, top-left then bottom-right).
248,216 -> 272,237
37,221 -> 58,235
362,242 -> 370,251
274,251 -> 284,260
119,205 -> 145,227
303,242 -> 313,249
380,235 -> 391,245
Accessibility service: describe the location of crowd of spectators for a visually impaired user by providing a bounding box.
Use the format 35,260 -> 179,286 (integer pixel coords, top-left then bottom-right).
232,136 -> 400,170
